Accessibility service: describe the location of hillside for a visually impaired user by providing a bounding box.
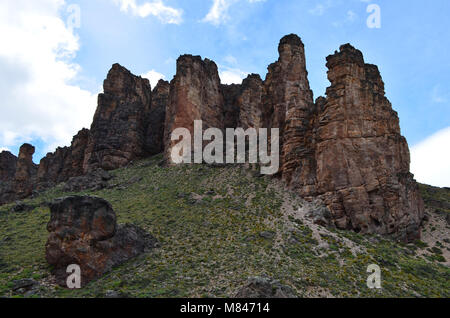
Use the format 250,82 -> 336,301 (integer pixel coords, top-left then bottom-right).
0,155 -> 448,298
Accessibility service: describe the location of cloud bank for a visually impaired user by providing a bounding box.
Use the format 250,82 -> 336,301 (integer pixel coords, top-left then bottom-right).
0,0 -> 97,155
113,0 -> 183,24
411,127 -> 450,188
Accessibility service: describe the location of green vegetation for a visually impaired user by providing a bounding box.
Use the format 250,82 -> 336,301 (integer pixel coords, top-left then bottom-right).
419,183 -> 450,214
0,155 -> 449,298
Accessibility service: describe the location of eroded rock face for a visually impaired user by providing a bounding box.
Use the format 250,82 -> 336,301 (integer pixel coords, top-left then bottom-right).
37,129 -> 90,189
145,79 -> 169,155
311,44 -> 424,241
237,74 -> 266,129
84,64 -> 152,171
0,35 -> 425,242
264,34 -> 317,190
0,151 -> 18,182
45,196 -> 158,286
164,55 -> 224,162
13,144 -> 37,199
0,151 -> 18,204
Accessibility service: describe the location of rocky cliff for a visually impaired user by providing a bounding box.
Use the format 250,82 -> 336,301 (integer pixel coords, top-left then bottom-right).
164,55 -> 225,161
84,63 -> 153,171
0,34 -> 424,241
310,44 -> 424,241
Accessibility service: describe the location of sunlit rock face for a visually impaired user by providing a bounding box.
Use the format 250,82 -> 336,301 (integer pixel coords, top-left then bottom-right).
164,55 -> 224,162
0,35 -> 425,241
312,44 -> 424,241
264,34 -> 317,193
84,63 -> 153,171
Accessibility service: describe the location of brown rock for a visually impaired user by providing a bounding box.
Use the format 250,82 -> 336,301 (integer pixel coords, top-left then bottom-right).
311,44 -> 424,241
221,83 -> 242,129
145,79 -> 169,155
0,151 -> 18,204
84,64 -> 152,171
13,144 -> 37,199
264,34 -> 317,191
0,151 -> 18,182
164,55 -> 224,162
37,128 -> 90,188
237,74 -> 266,129
45,195 -> 158,286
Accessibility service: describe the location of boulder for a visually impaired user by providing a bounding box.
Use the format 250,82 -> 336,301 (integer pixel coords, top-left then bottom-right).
45,196 -> 158,286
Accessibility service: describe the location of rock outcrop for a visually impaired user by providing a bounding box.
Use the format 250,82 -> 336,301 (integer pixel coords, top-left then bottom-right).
237,74 -> 266,129
145,79 -> 169,155
309,44 -> 424,241
0,151 -> 18,204
0,151 -> 18,182
13,144 -> 38,200
45,196 -> 158,286
164,55 -> 224,162
84,64 -> 152,171
265,35 -> 317,189
37,128 -> 90,189
0,35 -> 425,242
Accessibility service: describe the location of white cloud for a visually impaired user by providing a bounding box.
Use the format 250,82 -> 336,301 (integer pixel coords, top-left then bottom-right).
431,85 -> 448,103
411,127 -> 450,188
308,0 -> 334,16
202,0 -> 265,26
141,69 -> 166,88
224,55 -> 238,66
0,147 -> 10,153
347,10 -> 357,22
113,0 -> 183,24
219,66 -> 249,85
0,0 -> 98,155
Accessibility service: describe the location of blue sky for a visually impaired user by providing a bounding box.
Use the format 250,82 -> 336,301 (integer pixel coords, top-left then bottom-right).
0,0 -> 449,186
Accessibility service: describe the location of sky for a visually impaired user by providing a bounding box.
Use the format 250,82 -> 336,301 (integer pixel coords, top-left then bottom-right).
0,0 -> 449,187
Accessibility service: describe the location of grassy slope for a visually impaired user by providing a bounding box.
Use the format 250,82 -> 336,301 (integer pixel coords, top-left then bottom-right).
0,155 -> 449,298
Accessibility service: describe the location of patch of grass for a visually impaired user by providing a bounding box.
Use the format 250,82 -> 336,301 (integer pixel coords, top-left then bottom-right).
0,156 -> 449,298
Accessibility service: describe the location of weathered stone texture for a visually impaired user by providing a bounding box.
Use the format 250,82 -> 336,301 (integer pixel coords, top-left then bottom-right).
37,128 -> 90,188
145,79 -> 169,155
312,44 -> 424,240
84,63 -> 152,171
0,151 -> 18,182
264,34 -> 317,191
164,55 -> 224,161
45,196 -> 158,286
13,144 -> 38,199
0,35 -> 425,242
